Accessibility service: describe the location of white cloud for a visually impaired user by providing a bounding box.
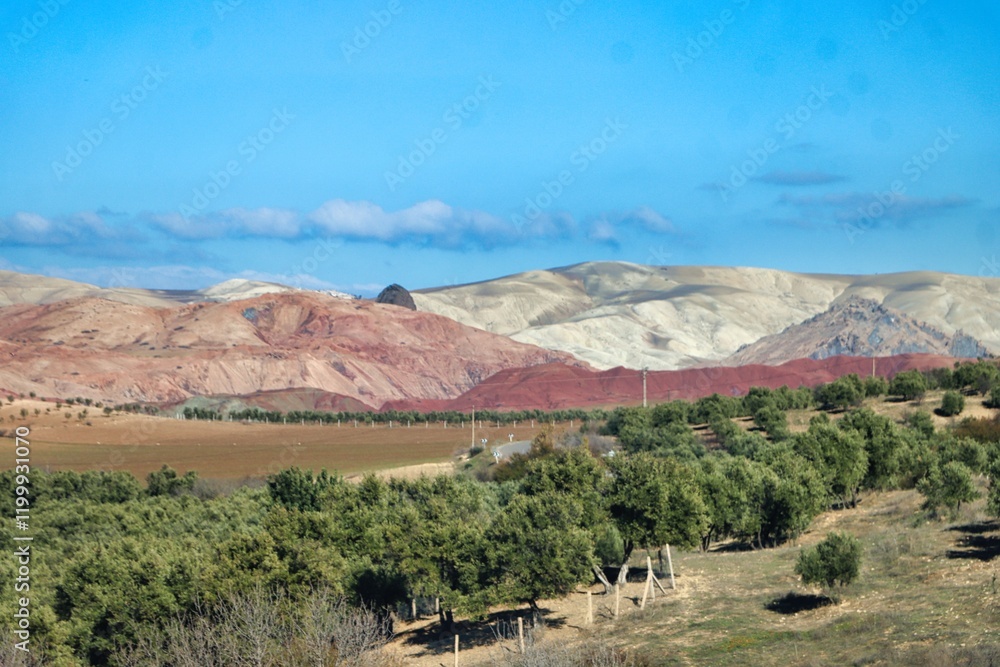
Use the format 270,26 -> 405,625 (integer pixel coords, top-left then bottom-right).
4,200 -> 672,254
307,199 -> 512,246
221,207 -> 301,237
0,211 -> 117,245
585,206 -> 676,245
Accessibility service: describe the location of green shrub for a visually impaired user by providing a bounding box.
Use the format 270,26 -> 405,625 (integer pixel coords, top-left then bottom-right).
889,370 -> 928,401
917,461 -> 979,515
795,531 -> 862,590
937,390 -> 965,417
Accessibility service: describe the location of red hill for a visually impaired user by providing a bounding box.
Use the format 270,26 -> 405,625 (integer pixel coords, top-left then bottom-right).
386,354 -> 960,412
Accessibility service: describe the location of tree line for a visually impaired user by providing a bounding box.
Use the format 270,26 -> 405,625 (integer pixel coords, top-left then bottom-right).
180,405 -> 610,426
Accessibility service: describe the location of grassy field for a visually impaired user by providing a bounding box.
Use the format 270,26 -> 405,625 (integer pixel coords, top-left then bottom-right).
609,486 -> 999,666
0,398 -> 559,480
393,487 -> 1000,666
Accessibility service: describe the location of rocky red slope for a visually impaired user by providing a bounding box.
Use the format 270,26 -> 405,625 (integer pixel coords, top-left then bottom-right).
0,293 -> 579,405
386,354 -> 960,412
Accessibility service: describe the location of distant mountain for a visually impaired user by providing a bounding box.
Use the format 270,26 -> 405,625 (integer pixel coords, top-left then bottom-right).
0,272 -> 354,308
725,297 -> 990,366
413,262 -> 1000,370
3,264 -> 997,411
0,292 -> 577,406
200,278 -> 355,302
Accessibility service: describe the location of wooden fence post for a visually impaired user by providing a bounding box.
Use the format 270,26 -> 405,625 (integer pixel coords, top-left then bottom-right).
640,557 -> 652,609
648,556 -> 656,601
666,544 -> 676,589
614,584 -> 620,618
454,634 -> 459,667
518,616 -> 525,653
586,591 -> 593,625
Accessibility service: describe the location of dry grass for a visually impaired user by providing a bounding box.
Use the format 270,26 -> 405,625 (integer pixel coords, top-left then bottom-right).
600,489 -> 1000,666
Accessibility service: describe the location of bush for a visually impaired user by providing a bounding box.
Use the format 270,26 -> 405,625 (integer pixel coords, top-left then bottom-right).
864,375 -> 889,398
986,384 -> 1000,409
753,405 -> 789,441
937,390 -> 965,417
889,370 -> 929,401
904,411 -> 936,439
989,461 -> 1000,518
146,465 -> 197,497
795,531 -> 862,590
917,461 -> 980,515
815,375 -> 864,411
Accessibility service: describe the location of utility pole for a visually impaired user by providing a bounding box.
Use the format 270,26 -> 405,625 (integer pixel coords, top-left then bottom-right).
471,405 -> 475,449
642,367 -> 648,408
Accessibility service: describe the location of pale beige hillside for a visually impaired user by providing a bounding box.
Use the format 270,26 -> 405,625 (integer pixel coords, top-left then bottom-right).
414,262 -> 1000,370
0,270 -> 182,307
0,271 -> 346,308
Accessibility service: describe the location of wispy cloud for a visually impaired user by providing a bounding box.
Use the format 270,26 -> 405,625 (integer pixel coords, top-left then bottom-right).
777,192 -> 975,228
0,211 -> 123,246
754,170 -> 845,186
308,199 -> 515,248
587,206 -> 676,246
5,201 -> 676,255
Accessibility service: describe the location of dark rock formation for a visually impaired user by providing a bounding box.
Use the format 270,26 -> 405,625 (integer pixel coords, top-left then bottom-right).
375,284 -> 416,310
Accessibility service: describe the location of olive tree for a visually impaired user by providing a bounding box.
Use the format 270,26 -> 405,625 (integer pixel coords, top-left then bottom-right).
795,531 -> 862,595
606,453 -> 707,580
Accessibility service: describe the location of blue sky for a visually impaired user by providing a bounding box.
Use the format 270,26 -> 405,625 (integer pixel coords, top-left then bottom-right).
1,0 -> 997,294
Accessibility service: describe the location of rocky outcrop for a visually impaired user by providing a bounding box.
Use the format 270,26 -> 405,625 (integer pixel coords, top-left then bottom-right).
375,284 -> 416,310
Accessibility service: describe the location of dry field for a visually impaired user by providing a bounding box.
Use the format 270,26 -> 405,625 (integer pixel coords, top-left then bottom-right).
0,398 -> 552,480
